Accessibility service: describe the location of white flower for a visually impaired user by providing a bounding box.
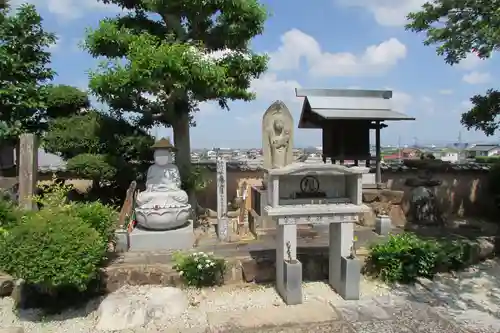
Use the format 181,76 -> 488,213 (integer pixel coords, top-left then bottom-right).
209,261 -> 215,266
202,253 -> 208,257
179,271 -> 184,275
206,259 -> 212,264
197,264 -> 202,270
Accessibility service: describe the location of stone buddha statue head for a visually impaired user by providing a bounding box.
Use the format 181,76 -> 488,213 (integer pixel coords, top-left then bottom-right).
151,137 -> 176,166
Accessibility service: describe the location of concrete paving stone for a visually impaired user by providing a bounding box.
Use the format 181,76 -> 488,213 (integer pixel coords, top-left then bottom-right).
351,320 -> 413,333
399,313 -> 470,333
336,300 -> 392,322
447,309 -> 500,333
222,321 -> 355,332
371,294 -> 408,308
207,300 -> 340,329
381,299 -> 434,320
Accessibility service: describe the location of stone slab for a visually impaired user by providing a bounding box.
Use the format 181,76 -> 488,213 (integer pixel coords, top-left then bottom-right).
207,300 -> 339,329
128,220 -> 194,252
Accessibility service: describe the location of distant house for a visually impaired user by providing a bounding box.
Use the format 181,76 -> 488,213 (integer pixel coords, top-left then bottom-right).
434,150 -> 459,163
465,144 -> 500,158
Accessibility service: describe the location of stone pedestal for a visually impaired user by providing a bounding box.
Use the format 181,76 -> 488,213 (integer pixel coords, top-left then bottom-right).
114,229 -> 129,252
128,220 -> 194,252
375,215 -> 391,235
282,259 -> 302,305
328,222 -> 357,299
340,256 -> 361,300
275,224 -> 302,304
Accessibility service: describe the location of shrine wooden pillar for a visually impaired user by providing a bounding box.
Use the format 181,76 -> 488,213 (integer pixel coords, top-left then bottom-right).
375,121 -> 381,186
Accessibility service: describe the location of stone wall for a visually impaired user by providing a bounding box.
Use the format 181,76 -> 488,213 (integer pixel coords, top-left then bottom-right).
195,169 -> 497,221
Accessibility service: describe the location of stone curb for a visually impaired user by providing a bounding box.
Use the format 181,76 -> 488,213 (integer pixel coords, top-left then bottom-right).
206,299 -> 340,330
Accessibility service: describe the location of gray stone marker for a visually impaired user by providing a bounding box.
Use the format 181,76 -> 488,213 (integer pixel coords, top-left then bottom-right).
18,134 -> 37,211
216,155 -> 230,241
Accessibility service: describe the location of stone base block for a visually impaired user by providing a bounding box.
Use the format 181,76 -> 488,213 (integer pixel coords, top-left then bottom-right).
217,217 -> 230,242
128,220 -> 194,252
114,229 -> 129,252
375,215 -> 391,235
339,256 -> 361,300
279,260 -> 303,305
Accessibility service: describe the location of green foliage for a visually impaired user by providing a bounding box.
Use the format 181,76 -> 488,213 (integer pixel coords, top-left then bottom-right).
172,251 -> 226,287
43,111 -> 154,187
0,4 -> 56,141
406,1 -> 500,137
0,207 -> 106,291
84,0 -> 269,194
44,84 -> 90,119
0,197 -> 20,229
71,201 -> 118,243
475,156 -> 500,164
365,233 -> 470,284
181,165 -> 212,193
66,154 -> 117,182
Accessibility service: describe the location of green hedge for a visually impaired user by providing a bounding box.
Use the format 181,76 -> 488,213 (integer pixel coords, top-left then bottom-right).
364,233 -> 471,284
475,156 -> 500,164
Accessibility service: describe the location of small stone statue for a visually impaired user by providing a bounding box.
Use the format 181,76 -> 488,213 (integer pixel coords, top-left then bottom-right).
135,138 -> 191,230
262,101 -> 294,169
269,116 -> 291,168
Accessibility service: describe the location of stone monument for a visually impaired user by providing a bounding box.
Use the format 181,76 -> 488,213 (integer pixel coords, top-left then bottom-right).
264,163 -> 369,304
216,153 -> 229,241
262,101 -> 294,169
128,137 -> 194,251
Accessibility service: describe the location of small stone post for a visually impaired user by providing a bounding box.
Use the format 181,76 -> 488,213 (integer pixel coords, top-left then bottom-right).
216,154 -> 229,241
18,134 -> 38,211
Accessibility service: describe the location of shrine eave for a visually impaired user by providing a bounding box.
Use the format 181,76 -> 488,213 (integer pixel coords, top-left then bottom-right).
295,88 -> 415,129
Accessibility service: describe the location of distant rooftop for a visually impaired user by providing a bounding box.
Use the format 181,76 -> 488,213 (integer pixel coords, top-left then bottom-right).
296,88 -> 415,129
465,144 -> 500,152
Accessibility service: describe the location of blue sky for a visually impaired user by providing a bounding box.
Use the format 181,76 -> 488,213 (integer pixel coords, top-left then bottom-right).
10,0 -> 500,148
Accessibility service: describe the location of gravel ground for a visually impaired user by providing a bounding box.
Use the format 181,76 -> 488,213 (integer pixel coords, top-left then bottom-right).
0,278 -> 390,333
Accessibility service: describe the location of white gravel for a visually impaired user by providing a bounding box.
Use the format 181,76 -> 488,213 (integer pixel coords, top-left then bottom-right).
0,278 -> 392,332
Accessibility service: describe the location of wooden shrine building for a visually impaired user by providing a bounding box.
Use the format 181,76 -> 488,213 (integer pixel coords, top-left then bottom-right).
296,88 -> 415,186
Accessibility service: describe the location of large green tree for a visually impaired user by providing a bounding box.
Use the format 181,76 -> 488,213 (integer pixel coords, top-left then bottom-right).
0,4 -> 56,143
83,0 -> 269,200
406,1 -> 500,136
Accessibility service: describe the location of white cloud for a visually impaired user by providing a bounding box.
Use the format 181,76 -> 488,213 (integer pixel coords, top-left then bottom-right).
234,74 -> 301,123
391,91 -> 413,112
456,53 -> 486,70
462,71 -> 491,84
336,0 -> 427,26
269,29 -> 406,77
438,89 -> 453,95
250,73 -> 301,103
10,0 -> 121,21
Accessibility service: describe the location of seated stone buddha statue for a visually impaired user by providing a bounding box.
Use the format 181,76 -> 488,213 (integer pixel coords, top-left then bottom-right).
135,138 -> 191,230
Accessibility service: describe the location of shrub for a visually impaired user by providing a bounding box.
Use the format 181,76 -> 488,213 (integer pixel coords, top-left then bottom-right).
71,201 -> 118,242
0,207 -> 106,292
172,251 -> 226,287
0,197 -> 20,229
365,233 -> 469,284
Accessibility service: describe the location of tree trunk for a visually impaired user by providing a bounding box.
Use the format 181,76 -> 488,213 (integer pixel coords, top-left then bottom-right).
172,111 -> 198,221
